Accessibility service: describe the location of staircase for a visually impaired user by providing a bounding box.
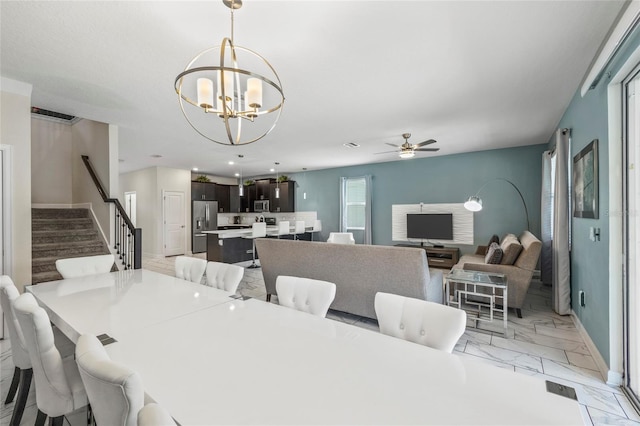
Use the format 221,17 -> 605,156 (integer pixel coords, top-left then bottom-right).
31,208 -> 114,284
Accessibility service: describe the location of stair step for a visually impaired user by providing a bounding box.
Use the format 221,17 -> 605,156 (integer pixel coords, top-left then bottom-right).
31,270 -> 63,285
32,218 -> 94,231
32,241 -> 108,259
31,208 -> 90,219
32,231 -> 99,244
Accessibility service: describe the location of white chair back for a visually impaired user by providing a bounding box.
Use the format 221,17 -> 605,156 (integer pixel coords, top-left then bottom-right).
205,261 -> 244,293
276,276 -> 336,318
252,222 -> 267,238
277,221 -> 290,237
374,292 -> 466,353
294,220 -> 305,234
55,254 -> 115,279
312,220 -> 322,232
13,293 -> 83,416
76,334 -> 144,426
327,232 -> 355,244
174,256 -> 207,283
138,403 -> 175,425
0,276 -> 30,369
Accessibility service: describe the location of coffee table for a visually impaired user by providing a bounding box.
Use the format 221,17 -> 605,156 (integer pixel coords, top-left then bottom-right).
445,269 -> 508,336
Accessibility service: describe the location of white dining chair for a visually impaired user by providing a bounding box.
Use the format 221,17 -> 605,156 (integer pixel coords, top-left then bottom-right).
76,333 -> 166,426
0,276 -> 33,426
174,255 -> 207,283
55,254 -> 115,279
243,222 -> 267,269
327,232 -> 355,244
277,220 -> 290,239
138,403 -> 176,426
293,220 -> 306,240
13,293 -> 87,426
374,292 -> 466,353
205,261 -> 244,294
276,275 -> 336,318
309,219 -> 322,241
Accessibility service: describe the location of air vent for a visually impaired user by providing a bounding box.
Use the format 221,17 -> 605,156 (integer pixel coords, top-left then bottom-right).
343,142 -> 360,148
31,107 -> 80,124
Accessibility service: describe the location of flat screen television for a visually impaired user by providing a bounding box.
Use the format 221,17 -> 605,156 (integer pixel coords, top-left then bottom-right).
406,213 -> 454,240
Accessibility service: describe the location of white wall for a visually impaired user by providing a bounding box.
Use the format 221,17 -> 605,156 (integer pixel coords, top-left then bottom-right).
120,167 -> 158,255
71,119 -> 112,243
1,78 -> 32,292
31,117 -> 73,204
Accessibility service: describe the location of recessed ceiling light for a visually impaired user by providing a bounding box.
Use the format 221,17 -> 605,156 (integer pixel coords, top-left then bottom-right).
228,161 -> 234,165
151,154 -> 162,158
269,168 -> 275,172
192,167 -> 199,171
234,173 -> 240,177
118,159 -> 124,163
343,142 -> 360,148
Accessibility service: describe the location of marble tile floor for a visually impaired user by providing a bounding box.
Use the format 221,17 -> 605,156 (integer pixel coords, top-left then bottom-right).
2,254 -> 639,425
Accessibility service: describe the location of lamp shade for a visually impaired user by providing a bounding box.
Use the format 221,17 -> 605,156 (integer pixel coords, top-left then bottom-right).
464,196 -> 483,212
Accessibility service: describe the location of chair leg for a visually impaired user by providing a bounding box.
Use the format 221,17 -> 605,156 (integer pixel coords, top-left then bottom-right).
35,409 -> 47,426
9,368 -> 32,426
266,294 -> 271,302
49,416 -> 64,426
247,239 -> 260,269
516,308 -> 522,318
4,366 -> 20,404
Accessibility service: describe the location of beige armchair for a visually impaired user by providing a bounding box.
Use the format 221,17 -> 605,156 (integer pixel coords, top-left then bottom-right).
452,231 -> 541,318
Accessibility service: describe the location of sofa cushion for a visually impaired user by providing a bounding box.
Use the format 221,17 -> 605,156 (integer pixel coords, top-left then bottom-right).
485,242 -> 503,264
501,239 -> 523,265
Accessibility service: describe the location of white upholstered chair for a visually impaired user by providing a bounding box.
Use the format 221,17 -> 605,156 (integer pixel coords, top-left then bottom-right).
55,254 -> 115,279
374,292 -> 466,353
292,220 -> 306,240
276,275 -> 336,318
75,334 -> 176,426
205,261 -> 244,294
13,293 -> 87,426
0,276 -> 33,426
174,256 -> 207,283
309,220 -> 322,241
243,222 -> 267,269
277,220 -> 290,239
327,232 -> 355,244
138,403 -> 176,426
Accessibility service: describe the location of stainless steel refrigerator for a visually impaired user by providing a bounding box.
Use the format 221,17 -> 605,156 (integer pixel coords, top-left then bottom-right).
192,200 -> 218,253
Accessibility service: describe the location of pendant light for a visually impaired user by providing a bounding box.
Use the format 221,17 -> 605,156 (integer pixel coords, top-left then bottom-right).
302,167 -> 307,200
238,154 -> 244,197
274,162 -> 280,199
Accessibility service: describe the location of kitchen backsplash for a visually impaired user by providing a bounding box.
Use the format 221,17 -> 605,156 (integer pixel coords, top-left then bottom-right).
217,211 -> 318,226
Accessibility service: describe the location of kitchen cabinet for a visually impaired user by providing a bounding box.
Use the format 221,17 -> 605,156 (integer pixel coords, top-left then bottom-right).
241,184 -> 256,213
269,180 -> 296,212
229,185 -> 240,213
215,184 -> 230,212
191,182 -> 216,201
256,179 -> 272,201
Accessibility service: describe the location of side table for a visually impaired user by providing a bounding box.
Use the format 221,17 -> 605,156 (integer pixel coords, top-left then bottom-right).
444,269 -> 508,337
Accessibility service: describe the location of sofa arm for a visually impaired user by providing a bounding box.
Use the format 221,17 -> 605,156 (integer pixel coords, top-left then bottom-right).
475,245 -> 488,256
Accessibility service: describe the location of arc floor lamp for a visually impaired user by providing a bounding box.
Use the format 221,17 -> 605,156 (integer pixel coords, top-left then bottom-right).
464,178 -> 530,231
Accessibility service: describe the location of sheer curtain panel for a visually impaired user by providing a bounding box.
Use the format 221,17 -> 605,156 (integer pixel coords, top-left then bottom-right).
552,129 -> 571,315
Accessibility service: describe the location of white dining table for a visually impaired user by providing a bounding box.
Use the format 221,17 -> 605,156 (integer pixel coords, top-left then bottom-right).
27,269 -> 583,425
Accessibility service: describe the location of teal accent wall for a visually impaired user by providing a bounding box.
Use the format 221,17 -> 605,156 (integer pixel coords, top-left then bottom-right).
550,28 -> 640,366
292,144 -> 546,252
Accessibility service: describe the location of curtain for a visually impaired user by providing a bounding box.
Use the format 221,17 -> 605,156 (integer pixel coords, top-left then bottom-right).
363,175 -> 372,245
541,151 -> 553,285
553,129 -> 571,315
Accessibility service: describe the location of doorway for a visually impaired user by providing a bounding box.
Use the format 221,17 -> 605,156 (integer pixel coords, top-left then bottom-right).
124,191 -> 137,227
163,190 -> 185,257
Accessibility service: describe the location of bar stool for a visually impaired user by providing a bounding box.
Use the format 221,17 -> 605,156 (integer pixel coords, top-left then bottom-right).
277,221 -> 290,239
293,220 -> 306,240
243,222 -> 267,268
309,220 -> 322,241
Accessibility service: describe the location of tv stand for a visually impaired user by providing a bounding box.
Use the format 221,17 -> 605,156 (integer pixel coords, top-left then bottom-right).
432,244 -> 445,249
395,245 -> 460,269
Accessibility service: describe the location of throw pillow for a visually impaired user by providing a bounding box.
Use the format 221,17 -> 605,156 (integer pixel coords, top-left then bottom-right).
501,240 -> 523,265
487,234 -> 499,246
485,242 -> 503,264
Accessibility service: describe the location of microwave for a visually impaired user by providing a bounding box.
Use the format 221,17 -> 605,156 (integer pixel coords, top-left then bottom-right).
254,200 -> 270,212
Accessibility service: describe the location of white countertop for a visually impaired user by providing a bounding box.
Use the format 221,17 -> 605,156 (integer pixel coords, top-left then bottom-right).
205,225 -> 311,239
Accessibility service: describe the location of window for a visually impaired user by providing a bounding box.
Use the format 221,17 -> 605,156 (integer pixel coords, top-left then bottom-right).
342,177 -> 366,230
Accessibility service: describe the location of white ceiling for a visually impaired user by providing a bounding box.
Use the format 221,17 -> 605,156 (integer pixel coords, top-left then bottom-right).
0,1 -> 626,178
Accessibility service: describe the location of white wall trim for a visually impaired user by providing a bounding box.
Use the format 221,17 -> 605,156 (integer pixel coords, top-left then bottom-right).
571,310 -> 622,387
0,145 -> 13,279
0,77 -> 32,96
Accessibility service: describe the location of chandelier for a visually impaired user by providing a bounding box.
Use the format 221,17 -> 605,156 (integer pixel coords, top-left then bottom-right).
174,0 -> 285,146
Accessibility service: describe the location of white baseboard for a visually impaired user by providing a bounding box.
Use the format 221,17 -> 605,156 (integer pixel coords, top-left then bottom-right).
571,309 -> 622,387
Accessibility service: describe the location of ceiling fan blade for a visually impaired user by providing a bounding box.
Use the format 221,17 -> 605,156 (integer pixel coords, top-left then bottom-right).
413,139 -> 437,148
385,143 -> 399,148
373,150 -> 397,155
415,148 -> 440,152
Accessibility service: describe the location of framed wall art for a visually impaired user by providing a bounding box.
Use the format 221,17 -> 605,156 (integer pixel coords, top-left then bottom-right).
573,139 -> 599,219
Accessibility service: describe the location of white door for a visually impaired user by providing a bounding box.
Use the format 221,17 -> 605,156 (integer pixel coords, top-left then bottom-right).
124,191 -> 137,227
163,191 -> 185,256
0,149 -> 3,275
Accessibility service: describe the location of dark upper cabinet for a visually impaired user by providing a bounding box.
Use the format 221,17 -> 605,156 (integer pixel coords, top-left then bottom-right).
269,180 -> 296,212
241,184 -> 256,213
191,182 -> 216,201
215,184 -> 230,212
255,179 -> 271,201
229,185 -> 240,213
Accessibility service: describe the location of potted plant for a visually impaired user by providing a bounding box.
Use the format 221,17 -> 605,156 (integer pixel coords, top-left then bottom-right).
195,175 -> 211,183
244,179 -> 255,186
277,175 -> 289,183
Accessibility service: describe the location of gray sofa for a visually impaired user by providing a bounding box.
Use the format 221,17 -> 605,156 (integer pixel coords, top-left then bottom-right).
255,239 -> 443,319
452,231 -> 542,317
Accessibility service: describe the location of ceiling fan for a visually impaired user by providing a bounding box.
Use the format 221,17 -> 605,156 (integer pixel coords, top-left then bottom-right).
374,133 -> 439,159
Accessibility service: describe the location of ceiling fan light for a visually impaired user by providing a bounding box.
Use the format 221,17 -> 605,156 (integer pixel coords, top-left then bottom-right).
464,196 -> 483,212
399,151 -> 415,159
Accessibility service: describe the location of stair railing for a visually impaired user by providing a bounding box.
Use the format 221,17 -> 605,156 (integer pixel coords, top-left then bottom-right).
81,155 -> 141,269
